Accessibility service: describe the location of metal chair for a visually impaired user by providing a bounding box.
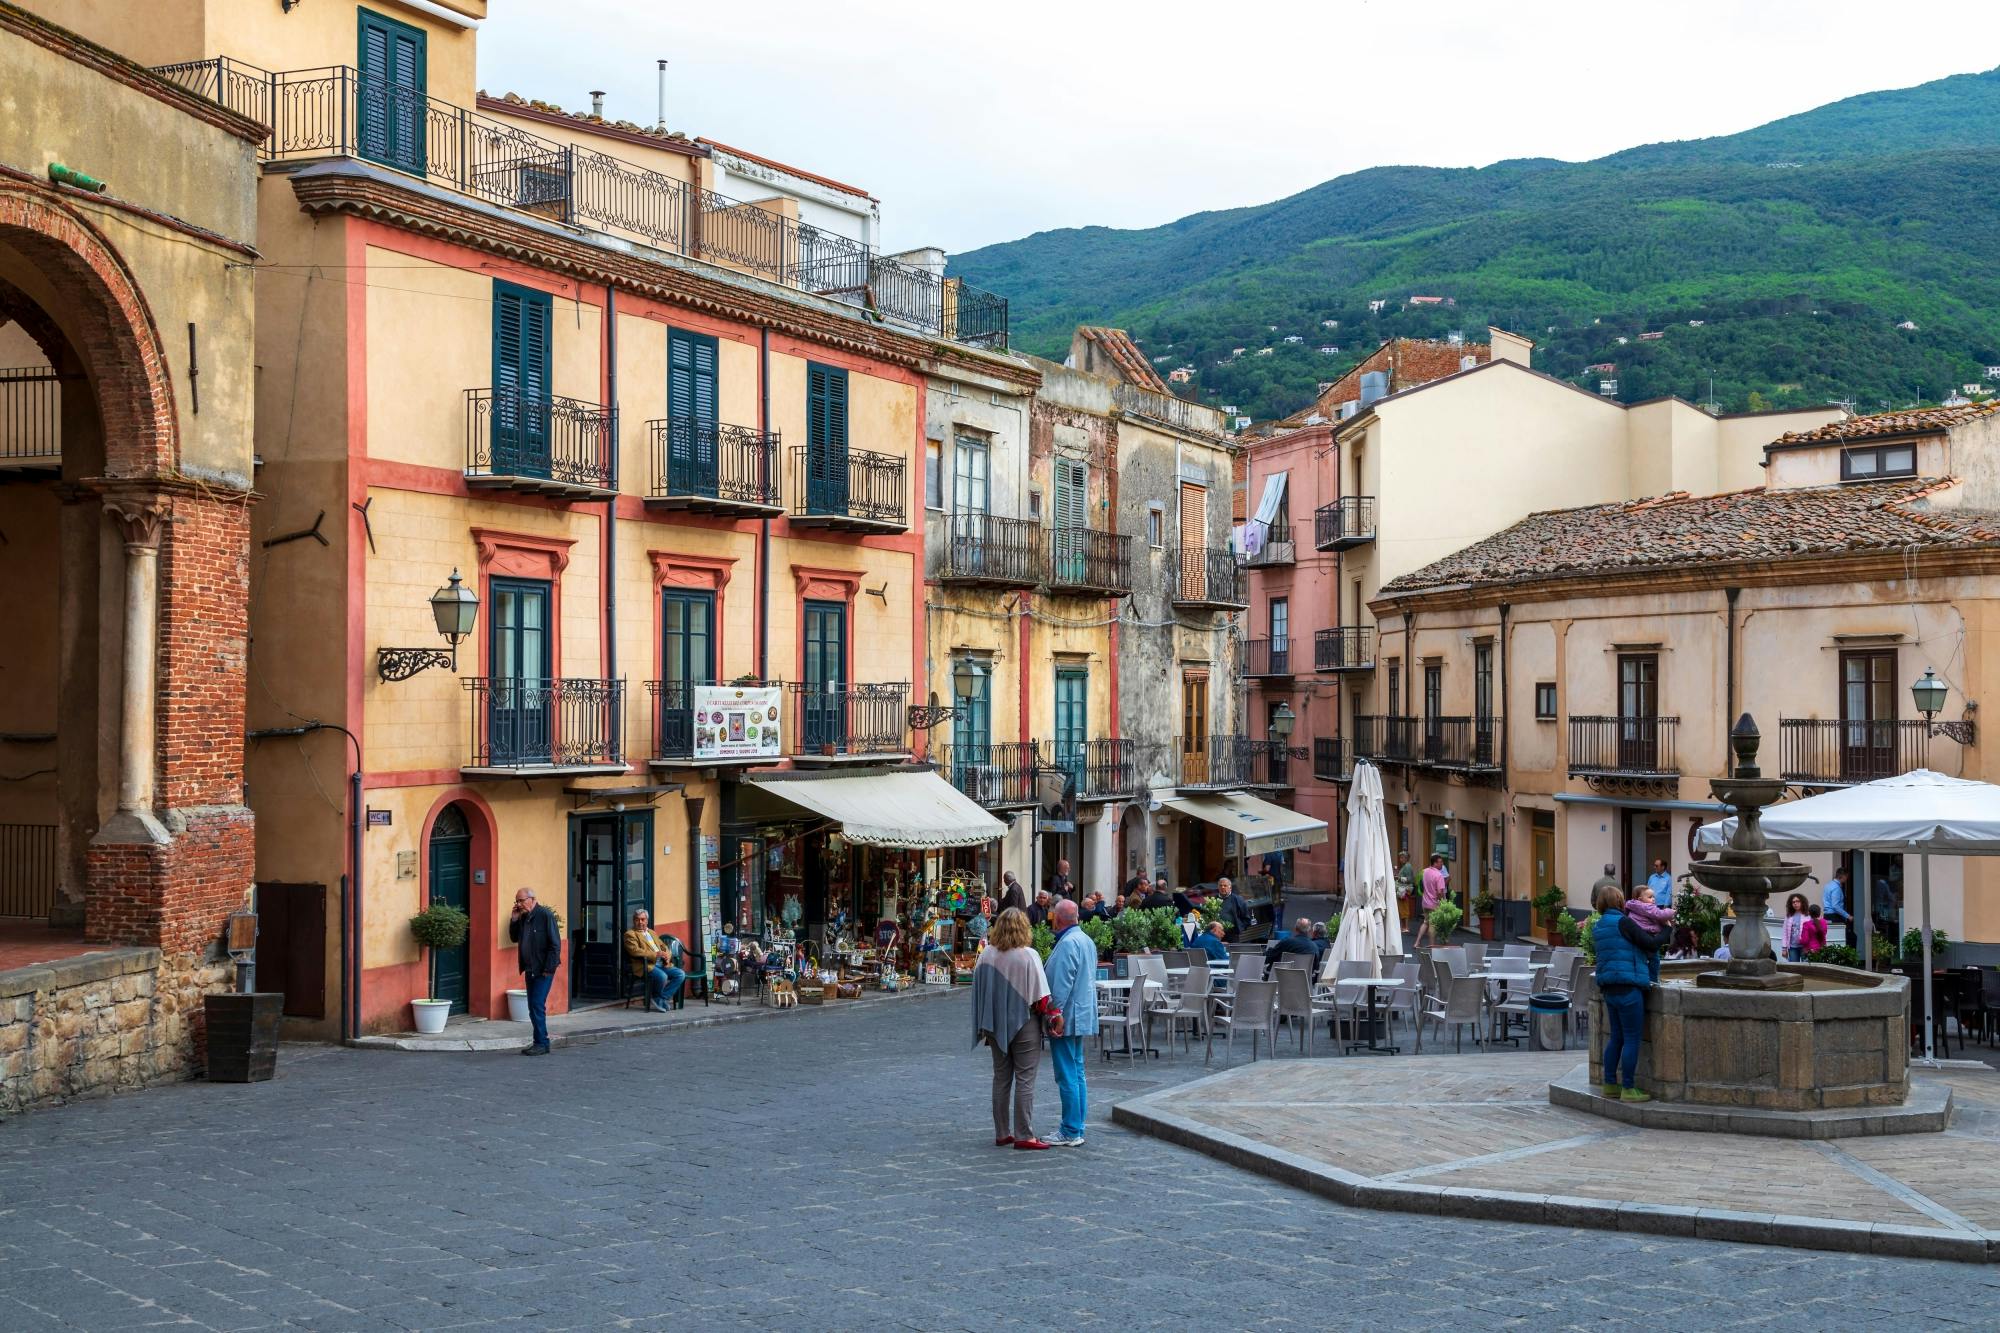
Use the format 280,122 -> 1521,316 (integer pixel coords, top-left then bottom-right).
1461,942 -> 1487,974
1274,964 -> 1336,1057
1152,963 -> 1210,1053
1500,943 -> 1533,959
1208,979 -> 1277,1065
1383,961 -> 1423,1037
1432,946 -> 1467,977
1419,976 -> 1487,1053
1099,976 -> 1150,1060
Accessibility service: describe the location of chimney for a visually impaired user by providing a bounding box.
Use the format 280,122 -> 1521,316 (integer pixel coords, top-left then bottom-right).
656,59 -> 668,133
1487,325 -> 1536,368
589,90 -> 605,118
1358,370 -> 1389,409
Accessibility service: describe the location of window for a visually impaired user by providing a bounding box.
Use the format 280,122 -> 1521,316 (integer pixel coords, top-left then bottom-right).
805,362 -> 849,509
1269,492 -> 1291,545
665,327 -> 718,493
358,8 -> 426,174
1386,662 -> 1401,717
1269,597 -> 1289,643
1474,641 -> 1493,723
924,440 -> 942,508
1028,489 -> 1043,520
491,281 -> 552,472
1535,682 -> 1558,720
1840,649 -> 1899,781
1146,506 -> 1164,547
1841,444 -> 1917,481
953,432 -> 989,514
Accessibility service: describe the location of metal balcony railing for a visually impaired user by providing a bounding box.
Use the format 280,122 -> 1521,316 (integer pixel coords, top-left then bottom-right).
1176,736 -> 1299,788
937,514 -> 1043,587
1312,738 -> 1350,783
1168,546 -> 1247,608
0,368 -> 62,465
1779,717 -> 1936,786
150,57 -> 1009,348
1416,716 -> 1503,770
1046,528 -> 1132,596
938,740 -> 1042,807
463,677 -> 624,769
646,418 -> 780,512
1314,496 -> 1376,549
1242,738 -> 1299,787
1314,626 -> 1375,672
786,445 -> 907,529
1568,715 -> 1680,777
465,387 -> 616,494
1246,535 -> 1295,567
644,678 -> 784,761
789,681 -> 909,757
1353,715 -> 1418,764
1244,638 -> 1295,677
1077,737 -> 1146,797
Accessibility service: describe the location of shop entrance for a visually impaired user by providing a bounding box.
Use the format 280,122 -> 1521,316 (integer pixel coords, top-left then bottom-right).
568,810 -> 654,1003
427,805 -> 472,1014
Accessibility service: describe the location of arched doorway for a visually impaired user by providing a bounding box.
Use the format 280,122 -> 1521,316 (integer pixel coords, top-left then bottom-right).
427,804 -> 473,1013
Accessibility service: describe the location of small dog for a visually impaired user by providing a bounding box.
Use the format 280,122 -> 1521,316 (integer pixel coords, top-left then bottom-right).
766,978 -> 797,1009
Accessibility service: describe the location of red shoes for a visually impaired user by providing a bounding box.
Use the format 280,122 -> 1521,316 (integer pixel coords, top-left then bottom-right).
995,1135 -> 1014,1147
1012,1138 -> 1053,1151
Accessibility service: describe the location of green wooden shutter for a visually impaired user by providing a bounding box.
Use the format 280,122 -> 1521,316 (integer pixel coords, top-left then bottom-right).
492,281 -> 551,474
1053,457 -> 1087,579
358,8 -> 426,174
806,362 -> 849,510
667,329 -> 719,490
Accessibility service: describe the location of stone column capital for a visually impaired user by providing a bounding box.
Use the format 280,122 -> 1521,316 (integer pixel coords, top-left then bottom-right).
105,498 -> 167,551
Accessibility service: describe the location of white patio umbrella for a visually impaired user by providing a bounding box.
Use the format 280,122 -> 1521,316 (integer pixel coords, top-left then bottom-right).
1695,769 -> 2000,1063
1323,760 -> 1401,980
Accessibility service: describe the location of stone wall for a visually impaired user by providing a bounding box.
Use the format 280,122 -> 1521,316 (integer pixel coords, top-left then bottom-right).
0,947 -> 228,1116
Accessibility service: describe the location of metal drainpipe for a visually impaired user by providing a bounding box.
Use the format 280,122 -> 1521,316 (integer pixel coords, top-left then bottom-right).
1725,586 -> 1741,731
605,288 -> 618,692
1498,601 -> 1511,922
758,327 -> 771,680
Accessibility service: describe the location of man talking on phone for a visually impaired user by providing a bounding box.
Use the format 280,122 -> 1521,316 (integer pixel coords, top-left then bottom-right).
509,887 -> 562,1055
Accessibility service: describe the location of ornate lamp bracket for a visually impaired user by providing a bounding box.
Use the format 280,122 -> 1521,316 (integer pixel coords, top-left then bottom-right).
377,646 -> 457,682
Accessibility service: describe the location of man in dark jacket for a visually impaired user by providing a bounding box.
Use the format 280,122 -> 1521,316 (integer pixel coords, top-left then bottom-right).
1263,916 -> 1320,972
1216,876 -> 1252,942
1142,875 -> 1174,910
509,887 -> 562,1055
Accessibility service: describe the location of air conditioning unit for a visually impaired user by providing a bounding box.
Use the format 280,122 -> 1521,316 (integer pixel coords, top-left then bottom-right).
960,764 -> 1002,804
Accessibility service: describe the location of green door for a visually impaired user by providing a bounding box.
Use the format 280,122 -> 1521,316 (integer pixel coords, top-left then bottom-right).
658,589 -> 714,757
806,362 -> 849,513
492,281 -> 552,477
358,8 -> 426,176
1054,668 -> 1087,786
570,810 -> 654,1002
487,577 -> 551,765
427,804 -> 471,1014
951,660 -> 992,793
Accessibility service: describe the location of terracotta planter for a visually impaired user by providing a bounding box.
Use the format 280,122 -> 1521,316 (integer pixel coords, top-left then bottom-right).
1478,916 -> 1496,941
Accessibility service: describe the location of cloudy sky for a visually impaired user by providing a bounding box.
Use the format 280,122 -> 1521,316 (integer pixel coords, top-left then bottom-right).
480,0 -> 1992,255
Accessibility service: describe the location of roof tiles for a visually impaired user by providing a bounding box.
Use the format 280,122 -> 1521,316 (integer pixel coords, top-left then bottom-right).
1075,326 -> 1169,394
1771,401 -> 2000,446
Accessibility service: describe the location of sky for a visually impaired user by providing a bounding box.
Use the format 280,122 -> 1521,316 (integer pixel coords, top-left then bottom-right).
478,0 -> 1995,256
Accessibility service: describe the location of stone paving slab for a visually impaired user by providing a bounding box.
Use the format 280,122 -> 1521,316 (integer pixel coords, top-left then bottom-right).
1113,1051 -> 2000,1262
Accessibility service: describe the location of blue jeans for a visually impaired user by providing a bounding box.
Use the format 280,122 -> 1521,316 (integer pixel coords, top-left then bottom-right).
649,964 -> 686,1007
1049,1035 -> 1087,1140
525,972 -> 555,1049
1600,985 -> 1645,1089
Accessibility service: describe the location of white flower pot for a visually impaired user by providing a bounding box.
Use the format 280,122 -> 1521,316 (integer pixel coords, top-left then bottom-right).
506,988 -> 529,1023
411,999 -> 452,1035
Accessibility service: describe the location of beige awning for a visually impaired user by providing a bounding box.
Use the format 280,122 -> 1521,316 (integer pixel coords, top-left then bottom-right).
1160,790 -> 1328,856
745,768 -> 1007,849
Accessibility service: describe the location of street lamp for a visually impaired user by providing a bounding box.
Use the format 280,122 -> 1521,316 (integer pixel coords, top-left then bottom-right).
378,569 -> 480,681
910,656 -> 985,730
1269,701 -> 1297,740
1911,668 -> 1976,744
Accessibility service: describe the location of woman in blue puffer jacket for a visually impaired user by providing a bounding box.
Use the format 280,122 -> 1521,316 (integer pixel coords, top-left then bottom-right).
1591,884 -> 1661,1102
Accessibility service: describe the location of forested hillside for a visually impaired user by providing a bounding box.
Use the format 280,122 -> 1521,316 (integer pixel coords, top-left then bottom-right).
951,68 -> 2000,421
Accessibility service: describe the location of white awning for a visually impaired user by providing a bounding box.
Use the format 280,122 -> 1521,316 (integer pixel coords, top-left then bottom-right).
747,768 -> 1007,849
1160,790 -> 1328,855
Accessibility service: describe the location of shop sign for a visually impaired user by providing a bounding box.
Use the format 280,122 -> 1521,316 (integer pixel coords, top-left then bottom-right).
693,684 -> 782,760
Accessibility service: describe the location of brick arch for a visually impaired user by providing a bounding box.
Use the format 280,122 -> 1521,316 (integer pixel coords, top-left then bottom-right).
0,182 -> 177,478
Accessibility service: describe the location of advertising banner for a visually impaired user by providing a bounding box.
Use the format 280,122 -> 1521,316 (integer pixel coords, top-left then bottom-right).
693,684 -> 783,761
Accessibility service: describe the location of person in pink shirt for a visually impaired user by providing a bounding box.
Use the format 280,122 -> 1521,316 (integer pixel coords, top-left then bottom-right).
1412,853 -> 1450,947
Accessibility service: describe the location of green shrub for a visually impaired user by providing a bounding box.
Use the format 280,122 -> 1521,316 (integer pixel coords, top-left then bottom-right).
1472,890 -> 1498,919
1531,884 -> 1566,926
1032,922 -> 1056,962
1807,943 -> 1861,968
1902,926 -> 1951,959
1111,908 -> 1153,954
1556,911 -> 1583,946
1427,899 -> 1464,940
1148,907 -> 1183,952
409,901 -> 470,950
1082,917 -> 1115,958
1326,911 -> 1342,939
1578,911 -> 1602,964
1675,890 -> 1724,953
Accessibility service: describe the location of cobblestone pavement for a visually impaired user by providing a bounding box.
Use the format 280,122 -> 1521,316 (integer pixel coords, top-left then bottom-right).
4,996 -> 2000,1331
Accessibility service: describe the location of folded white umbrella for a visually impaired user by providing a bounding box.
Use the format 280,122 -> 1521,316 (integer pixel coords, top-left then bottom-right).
1324,760 -> 1401,980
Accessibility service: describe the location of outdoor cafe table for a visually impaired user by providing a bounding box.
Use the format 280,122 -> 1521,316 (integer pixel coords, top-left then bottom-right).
1333,976 -> 1413,1055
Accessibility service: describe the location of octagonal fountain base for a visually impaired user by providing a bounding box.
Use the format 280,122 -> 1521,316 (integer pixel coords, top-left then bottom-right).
1549,960 -> 1952,1138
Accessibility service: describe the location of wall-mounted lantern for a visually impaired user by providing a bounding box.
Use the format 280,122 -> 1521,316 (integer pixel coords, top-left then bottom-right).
378,569 -> 479,682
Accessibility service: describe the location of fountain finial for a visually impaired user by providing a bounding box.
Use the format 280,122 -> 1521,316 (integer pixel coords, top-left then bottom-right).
1730,712 -> 1760,778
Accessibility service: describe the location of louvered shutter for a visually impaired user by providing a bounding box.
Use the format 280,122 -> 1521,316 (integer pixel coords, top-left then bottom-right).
667,329 -> 719,492
358,10 -> 425,174
1054,457 -> 1086,579
492,282 -> 551,474
807,363 -> 849,510
1179,482 -> 1207,599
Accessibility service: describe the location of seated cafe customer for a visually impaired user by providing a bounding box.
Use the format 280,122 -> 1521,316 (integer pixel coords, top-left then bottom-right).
1192,919 -> 1231,965
623,909 -> 686,1013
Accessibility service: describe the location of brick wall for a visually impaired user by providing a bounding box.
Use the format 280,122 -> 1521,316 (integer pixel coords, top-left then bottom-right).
156,492 -> 251,809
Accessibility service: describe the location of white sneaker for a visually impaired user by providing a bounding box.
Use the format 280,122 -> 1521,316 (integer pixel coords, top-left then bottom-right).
1048,1135 -> 1085,1148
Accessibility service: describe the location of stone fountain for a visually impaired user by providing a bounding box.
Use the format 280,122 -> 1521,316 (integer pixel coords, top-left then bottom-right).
1549,715 -> 1950,1138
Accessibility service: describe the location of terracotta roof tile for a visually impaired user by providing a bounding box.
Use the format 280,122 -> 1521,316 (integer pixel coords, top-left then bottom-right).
1380,479 -> 2000,596
1771,401 -> 2000,446
1076,326 -> 1169,394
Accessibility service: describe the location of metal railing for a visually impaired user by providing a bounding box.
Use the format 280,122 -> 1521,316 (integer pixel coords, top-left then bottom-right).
1113,383 -> 1226,437
1354,715 -> 1418,763
1176,735 -> 1292,788
1246,536 -> 1295,567
937,513 -> 1043,585
0,368 -> 61,463
789,681 -> 909,757
1312,738 -> 1350,783
646,418 -> 779,509
1569,715 -> 1680,776
0,823 -> 57,919
1779,717 -> 1933,785
465,387 -> 616,491
1242,738 -> 1299,787
1314,496 -> 1376,549
1046,528 -> 1132,595
644,678 -> 785,760
151,57 -> 1009,347
1244,637 -> 1294,677
1078,737 -> 1146,796
1418,716 -> 1503,769
1169,546 -> 1246,606
1315,626 -> 1374,672
938,740 -> 1042,807
787,445 -> 907,527
463,677 -> 624,768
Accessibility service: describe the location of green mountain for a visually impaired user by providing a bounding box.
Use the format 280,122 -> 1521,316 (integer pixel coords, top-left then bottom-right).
950,68 -> 2000,421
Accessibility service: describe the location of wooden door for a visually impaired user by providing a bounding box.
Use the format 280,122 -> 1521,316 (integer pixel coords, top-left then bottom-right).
1182,671 -> 1209,783
1840,650 -> 1897,781
254,882 -> 327,1020
427,806 -> 472,1013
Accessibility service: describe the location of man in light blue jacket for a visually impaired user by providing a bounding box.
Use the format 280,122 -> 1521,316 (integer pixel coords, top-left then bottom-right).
1042,898 -> 1099,1147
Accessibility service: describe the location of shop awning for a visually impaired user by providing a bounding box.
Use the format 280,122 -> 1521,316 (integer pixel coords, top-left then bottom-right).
1160,790 -> 1328,855
745,768 -> 1007,849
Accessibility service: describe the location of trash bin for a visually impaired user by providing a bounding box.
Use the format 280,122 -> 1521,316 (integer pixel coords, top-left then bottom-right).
1528,992 -> 1570,1052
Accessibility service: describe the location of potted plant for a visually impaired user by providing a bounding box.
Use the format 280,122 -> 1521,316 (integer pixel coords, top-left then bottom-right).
1555,910 -> 1582,948
1903,926 -> 1951,964
1532,884 -> 1567,944
1110,908 -> 1152,960
1472,889 -> 1499,941
408,899 -> 471,1035
1577,910 -> 1602,964
1427,898 -> 1464,942
1082,917 -> 1115,968
1148,906 -> 1183,952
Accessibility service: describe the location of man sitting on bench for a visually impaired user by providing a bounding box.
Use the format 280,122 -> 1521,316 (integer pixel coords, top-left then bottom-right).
623,909 -> 685,1012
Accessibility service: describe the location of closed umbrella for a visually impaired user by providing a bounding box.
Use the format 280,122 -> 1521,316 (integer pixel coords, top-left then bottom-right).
1323,760 -> 1401,979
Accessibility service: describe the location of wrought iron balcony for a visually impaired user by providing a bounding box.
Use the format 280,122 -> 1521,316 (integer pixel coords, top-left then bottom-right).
1314,496 -> 1376,550
465,387 -> 616,497
0,366 -> 62,473
1569,715 -> 1679,778
786,445 -> 907,531
1076,737 -> 1146,797
1779,717 -> 1939,786
1046,528 -> 1133,597
1312,737 -> 1351,783
1176,735 -> 1298,788
937,513 -> 1043,587
1314,626 -> 1375,672
1168,546 -> 1248,609
1416,716 -> 1504,771
151,57 -> 1009,349
1241,738 -> 1299,788
1244,637 -> 1295,678
938,740 -> 1042,808
788,681 -> 910,760
644,678 -> 784,764
1246,535 -> 1295,568
462,677 -> 625,773
1353,715 -> 1418,764
646,418 -> 780,515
